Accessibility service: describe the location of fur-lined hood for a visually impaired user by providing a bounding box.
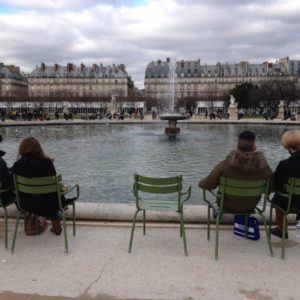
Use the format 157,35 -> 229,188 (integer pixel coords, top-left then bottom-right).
226,150 -> 269,174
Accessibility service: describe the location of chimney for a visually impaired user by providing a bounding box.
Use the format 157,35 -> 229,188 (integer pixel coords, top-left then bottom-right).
41,62 -> 46,71
67,63 -> 73,72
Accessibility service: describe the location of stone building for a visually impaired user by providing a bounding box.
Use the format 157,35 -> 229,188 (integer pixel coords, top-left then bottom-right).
144,57 -> 300,113
0,63 -> 28,101
28,62 -> 135,100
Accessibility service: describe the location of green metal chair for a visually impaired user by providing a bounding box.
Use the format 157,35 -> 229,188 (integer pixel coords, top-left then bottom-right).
0,182 -> 14,249
269,177 -> 300,259
202,176 -> 273,260
128,173 -> 191,256
12,174 -> 80,253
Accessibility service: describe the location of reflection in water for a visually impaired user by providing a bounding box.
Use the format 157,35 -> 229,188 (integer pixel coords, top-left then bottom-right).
0,123 -> 295,204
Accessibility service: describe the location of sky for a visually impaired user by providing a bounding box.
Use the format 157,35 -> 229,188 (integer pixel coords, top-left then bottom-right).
0,0 -> 300,89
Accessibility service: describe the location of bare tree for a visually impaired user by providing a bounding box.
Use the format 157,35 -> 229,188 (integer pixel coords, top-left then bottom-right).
258,78 -> 296,108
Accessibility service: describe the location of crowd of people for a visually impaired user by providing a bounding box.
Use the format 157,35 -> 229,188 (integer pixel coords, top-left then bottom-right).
1,129 -> 300,240
0,107 -> 299,122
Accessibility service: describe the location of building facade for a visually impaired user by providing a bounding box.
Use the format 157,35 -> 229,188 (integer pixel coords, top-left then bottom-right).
28,62 -> 135,100
0,63 -> 28,100
144,57 -> 300,112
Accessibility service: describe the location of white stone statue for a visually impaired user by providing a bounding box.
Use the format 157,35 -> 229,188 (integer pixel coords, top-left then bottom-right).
62,106 -> 69,115
229,95 -> 236,108
108,95 -> 117,114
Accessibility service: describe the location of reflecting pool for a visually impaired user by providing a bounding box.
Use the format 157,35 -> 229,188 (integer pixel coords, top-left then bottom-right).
0,123 -> 296,204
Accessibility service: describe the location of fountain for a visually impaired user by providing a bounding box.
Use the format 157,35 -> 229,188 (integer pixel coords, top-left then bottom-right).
159,58 -> 187,134
160,114 -> 187,134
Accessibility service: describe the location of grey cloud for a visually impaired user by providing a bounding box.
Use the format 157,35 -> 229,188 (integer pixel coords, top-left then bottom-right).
0,0 -> 300,88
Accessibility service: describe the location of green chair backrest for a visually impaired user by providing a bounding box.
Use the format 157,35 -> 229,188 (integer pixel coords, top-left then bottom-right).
219,176 -> 269,211
287,177 -> 300,196
0,180 -> 13,207
133,173 -> 183,210
13,174 -> 63,209
133,173 -> 182,194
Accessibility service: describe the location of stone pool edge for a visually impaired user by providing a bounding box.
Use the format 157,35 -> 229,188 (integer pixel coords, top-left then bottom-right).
0,202 -> 285,224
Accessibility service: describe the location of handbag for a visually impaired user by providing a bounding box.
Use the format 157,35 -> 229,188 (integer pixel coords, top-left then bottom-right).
24,213 -> 48,236
233,215 -> 260,240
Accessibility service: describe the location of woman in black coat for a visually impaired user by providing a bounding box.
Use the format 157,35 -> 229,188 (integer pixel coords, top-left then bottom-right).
271,129 -> 300,239
12,137 -> 64,235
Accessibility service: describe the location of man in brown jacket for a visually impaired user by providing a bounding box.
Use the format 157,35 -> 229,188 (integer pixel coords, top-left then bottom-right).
199,130 -> 272,212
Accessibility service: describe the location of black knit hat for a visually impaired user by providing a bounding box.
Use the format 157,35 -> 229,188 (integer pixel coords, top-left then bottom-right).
238,131 -> 256,151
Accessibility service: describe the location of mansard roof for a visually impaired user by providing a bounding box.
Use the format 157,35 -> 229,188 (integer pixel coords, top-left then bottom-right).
145,60 -> 170,78
29,62 -> 129,78
145,57 -> 300,78
0,63 -> 25,80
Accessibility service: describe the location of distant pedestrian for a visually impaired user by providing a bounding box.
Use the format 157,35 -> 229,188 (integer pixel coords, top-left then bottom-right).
55,111 -> 59,120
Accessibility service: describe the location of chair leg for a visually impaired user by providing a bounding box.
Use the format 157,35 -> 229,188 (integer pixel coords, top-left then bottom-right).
4,207 -> 8,249
180,211 -> 188,256
143,210 -> 146,235
62,211 -> 69,254
269,205 -> 273,242
281,215 -> 286,260
11,210 -> 21,254
215,215 -> 221,260
207,205 -> 211,241
180,212 -> 182,237
128,210 -> 139,253
260,213 -> 274,257
72,204 -> 76,236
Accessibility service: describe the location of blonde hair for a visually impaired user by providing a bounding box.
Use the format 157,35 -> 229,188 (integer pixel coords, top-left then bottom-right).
281,130 -> 300,151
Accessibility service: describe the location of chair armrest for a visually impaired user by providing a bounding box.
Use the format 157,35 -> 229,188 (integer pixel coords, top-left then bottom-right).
131,189 -> 142,209
0,186 -> 14,193
267,190 -> 288,206
272,190 -> 288,198
202,188 -> 219,210
180,186 -> 191,203
131,189 -> 141,200
203,188 -> 218,201
62,184 -> 80,200
268,190 -> 294,213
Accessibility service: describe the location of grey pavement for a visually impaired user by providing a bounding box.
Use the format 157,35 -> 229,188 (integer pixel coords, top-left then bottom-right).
1,118 -> 299,299
0,217 -> 300,300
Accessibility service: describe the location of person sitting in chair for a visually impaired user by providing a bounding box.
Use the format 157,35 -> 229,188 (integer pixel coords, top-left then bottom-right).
198,131 -> 272,212
12,137 -> 74,235
0,134 -> 15,206
271,129 -> 300,239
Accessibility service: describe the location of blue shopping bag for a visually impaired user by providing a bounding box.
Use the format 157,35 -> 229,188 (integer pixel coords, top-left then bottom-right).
233,215 -> 260,241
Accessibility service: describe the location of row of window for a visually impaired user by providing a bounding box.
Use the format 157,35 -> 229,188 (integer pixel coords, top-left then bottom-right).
145,76 -> 298,86
30,86 -> 127,91
147,92 -> 222,98
30,91 -> 127,97
29,78 -> 127,84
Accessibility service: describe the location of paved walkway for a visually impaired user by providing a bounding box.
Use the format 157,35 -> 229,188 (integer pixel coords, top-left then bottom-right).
0,221 -> 299,300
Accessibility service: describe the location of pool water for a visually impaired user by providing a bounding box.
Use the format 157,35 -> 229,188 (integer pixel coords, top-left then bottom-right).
0,123 -> 293,204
